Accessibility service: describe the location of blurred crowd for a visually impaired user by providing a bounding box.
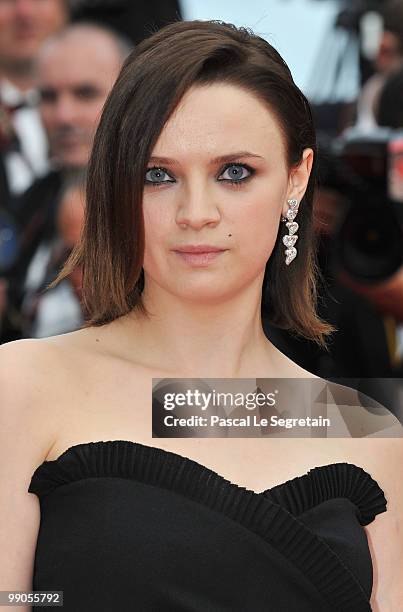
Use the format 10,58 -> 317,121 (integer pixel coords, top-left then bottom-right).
0,0 -> 403,401
0,0 -> 181,343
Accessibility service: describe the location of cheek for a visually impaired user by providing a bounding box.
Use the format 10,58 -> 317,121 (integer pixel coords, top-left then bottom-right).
143,200 -> 172,265
230,189 -> 282,262
0,16 -> 11,30
41,109 -> 56,131
79,102 -> 107,132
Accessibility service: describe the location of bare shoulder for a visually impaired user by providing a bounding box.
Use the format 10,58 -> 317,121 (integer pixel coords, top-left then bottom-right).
0,339 -> 65,455
0,335 -> 76,392
0,331 -> 98,447
0,326 -> 103,370
0,337 -> 60,393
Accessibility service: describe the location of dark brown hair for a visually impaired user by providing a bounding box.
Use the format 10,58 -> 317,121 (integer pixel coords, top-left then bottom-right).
50,19 -> 336,349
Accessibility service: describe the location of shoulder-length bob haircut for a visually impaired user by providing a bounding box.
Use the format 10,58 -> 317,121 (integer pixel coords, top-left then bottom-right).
50,19 -> 337,349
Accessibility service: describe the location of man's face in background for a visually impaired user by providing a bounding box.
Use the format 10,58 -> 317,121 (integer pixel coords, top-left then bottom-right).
37,27 -> 123,168
0,0 -> 67,70
375,30 -> 403,74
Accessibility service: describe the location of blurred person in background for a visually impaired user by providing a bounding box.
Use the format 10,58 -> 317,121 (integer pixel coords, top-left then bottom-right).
0,0 -> 68,202
355,0 -> 403,131
0,21 -> 131,343
264,174 -> 403,417
342,61 -> 403,367
275,1 -> 403,394
36,22 -> 131,169
266,63 -> 403,410
21,173 -> 85,337
277,58 -> 403,412
330,60 -> 403,368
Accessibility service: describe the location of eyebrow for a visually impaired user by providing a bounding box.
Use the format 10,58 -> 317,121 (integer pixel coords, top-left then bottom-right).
148,151 -> 265,166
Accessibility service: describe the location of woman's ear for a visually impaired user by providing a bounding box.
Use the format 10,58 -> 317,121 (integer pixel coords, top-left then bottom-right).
284,148 -> 314,212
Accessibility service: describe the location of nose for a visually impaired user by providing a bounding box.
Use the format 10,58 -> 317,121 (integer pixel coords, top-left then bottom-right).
51,95 -> 78,126
176,182 -> 221,230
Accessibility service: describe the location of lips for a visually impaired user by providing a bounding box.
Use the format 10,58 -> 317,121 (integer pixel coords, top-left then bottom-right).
173,245 -> 226,253
174,250 -> 226,266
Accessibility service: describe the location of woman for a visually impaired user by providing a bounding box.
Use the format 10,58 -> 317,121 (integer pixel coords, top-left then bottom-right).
1,19 -> 402,612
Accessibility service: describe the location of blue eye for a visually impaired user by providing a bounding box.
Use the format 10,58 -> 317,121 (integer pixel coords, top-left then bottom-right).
145,167 -> 173,184
218,163 -> 253,186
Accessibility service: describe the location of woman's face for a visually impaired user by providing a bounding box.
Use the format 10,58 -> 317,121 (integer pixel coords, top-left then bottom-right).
142,83 -> 312,305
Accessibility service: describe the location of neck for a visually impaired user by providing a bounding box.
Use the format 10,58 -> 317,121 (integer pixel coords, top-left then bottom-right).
118,274 -> 281,378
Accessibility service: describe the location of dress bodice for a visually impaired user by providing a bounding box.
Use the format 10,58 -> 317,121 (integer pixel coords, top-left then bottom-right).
28,440 -> 386,611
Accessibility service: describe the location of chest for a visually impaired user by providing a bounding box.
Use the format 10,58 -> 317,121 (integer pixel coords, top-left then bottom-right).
45,358 -> 372,492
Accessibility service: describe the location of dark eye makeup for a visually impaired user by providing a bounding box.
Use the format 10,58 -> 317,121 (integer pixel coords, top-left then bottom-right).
144,162 -> 255,189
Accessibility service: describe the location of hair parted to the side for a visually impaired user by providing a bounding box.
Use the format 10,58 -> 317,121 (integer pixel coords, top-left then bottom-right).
49,18 -> 337,350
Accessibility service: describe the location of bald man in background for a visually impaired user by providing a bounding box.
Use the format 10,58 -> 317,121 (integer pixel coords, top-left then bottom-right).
1,22 -> 132,342
37,22 -> 130,169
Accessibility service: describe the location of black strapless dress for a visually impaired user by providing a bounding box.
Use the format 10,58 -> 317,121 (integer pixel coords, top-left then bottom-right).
28,440 -> 387,611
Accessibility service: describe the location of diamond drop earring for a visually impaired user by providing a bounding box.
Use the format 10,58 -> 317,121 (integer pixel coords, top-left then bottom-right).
281,199 -> 299,265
